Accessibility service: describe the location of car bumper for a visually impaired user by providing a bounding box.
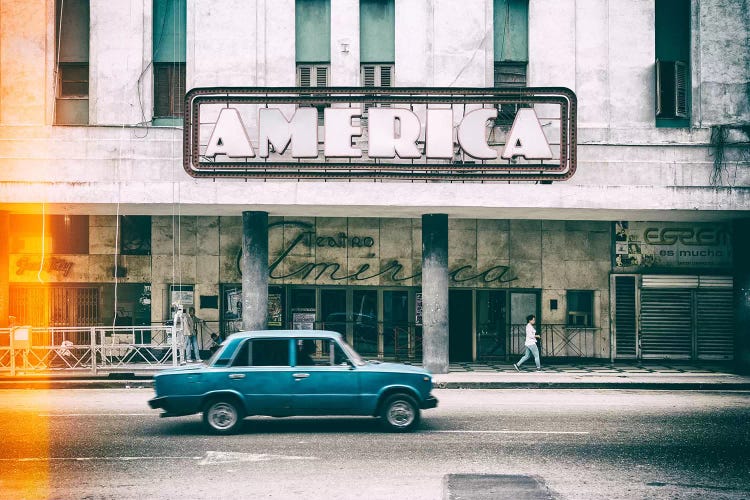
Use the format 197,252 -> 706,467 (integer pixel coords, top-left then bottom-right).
148,396 -> 198,417
421,395 -> 438,409
148,396 -> 168,410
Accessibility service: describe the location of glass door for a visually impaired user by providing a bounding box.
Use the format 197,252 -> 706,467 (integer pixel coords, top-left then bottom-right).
476,290 -> 507,361
352,289 -> 378,357
320,289 -> 347,337
383,290 -> 409,358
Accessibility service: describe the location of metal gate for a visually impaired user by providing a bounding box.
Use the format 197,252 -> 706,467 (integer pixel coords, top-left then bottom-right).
640,288 -> 693,359
638,275 -> 734,361
696,289 -> 734,360
614,276 -> 637,357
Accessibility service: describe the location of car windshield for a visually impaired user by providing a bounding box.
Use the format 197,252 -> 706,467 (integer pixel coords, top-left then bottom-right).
338,337 -> 366,366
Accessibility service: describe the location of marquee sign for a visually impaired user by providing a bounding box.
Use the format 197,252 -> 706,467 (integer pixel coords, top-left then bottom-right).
184,87 -> 576,181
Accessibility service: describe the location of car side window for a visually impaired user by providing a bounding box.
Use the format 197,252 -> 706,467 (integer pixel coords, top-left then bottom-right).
295,338 -> 351,367
230,339 -> 290,367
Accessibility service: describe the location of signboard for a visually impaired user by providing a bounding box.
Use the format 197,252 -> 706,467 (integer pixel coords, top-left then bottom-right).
184,87 -> 577,182
292,311 -> 316,330
614,221 -> 733,269
170,285 -> 194,306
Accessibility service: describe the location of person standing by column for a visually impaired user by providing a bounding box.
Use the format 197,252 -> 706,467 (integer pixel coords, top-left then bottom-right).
172,304 -> 187,365
185,307 -> 202,362
514,314 -> 541,371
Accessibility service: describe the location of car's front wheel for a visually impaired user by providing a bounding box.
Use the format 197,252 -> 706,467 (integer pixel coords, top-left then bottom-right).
203,398 -> 244,435
380,393 -> 420,432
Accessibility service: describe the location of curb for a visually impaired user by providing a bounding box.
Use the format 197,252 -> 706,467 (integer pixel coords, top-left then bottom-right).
1,379 -> 749,390
434,382 -> 750,390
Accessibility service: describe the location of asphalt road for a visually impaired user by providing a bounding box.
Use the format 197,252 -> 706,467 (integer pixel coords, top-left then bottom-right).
0,389 -> 748,500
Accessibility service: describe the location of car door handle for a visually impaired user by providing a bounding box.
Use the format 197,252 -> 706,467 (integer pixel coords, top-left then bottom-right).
293,373 -> 310,379
228,373 -> 245,379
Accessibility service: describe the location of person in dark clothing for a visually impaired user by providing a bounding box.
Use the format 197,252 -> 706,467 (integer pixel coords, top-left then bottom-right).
296,340 -> 316,366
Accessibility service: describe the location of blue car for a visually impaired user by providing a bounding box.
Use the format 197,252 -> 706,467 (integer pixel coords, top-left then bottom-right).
148,330 -> 438,434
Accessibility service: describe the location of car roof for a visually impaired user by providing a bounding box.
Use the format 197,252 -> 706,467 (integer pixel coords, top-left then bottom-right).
227,330 -> 343,340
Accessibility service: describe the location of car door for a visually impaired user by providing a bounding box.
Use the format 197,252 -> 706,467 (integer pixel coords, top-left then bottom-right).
290,337 -> 361,415
223,338 -> 295,415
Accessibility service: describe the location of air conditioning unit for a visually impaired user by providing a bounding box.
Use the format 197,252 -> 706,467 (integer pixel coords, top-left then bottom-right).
656,60 -> 688,119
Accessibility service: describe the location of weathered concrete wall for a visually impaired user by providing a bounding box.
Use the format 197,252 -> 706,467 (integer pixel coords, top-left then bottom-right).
695,0 -> 750,126
331,0 -> 360,86
189,0 -> 295,89
0,0 -> 748,216
90,0 -> 149,125
0,0 -> 50,125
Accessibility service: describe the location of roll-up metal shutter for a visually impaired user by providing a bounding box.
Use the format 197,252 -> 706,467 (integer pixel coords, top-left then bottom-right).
614,276 -> 637,357
640,289 -> 692,359
696,289 -> 734,360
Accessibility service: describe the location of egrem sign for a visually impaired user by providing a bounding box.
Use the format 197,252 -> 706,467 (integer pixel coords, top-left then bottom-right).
184,87 -> 576,182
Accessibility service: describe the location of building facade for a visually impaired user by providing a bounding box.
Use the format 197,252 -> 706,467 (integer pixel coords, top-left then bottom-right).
0,0 -> 748,371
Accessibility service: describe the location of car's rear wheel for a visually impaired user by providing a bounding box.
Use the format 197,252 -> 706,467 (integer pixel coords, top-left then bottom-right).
380,393 -> 420,432
203,398 -> 244,435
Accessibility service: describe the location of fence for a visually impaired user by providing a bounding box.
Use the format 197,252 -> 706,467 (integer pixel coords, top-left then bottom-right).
0,322 -> 599,374
0,325 -> 179,375
508,324 -> 601,358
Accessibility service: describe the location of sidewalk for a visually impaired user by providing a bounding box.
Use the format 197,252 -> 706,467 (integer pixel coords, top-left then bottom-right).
431,361 -> 750,390
1,361 -> 749,390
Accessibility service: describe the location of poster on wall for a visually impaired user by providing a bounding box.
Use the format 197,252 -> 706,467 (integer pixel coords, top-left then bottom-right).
614,221 -> 732,269
292,311 -> 315,330
415,293 -> 423,326
267,293 -> 283,327
170,285 -> 194,306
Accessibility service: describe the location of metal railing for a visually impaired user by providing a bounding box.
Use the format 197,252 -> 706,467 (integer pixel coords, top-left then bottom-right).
0,322 -> 600,374
0,325 -> 180,375
508,324 -> 601,358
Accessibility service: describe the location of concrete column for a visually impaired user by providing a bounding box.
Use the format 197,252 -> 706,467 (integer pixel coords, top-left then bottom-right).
241,211 -> 269,331
734,219 -> 750,374
422,214 -> 449,374
0,211 -> 8,328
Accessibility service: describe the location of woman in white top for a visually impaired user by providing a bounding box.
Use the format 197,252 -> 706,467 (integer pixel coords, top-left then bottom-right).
514,314 -> 541,371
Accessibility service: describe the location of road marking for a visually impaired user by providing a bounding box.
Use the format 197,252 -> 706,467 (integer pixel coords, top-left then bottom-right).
39,413 -> 153,417
0,456 -> 200,462
429,430 -> 589,435
199,451 -> 317,465
0,452 -> 318,464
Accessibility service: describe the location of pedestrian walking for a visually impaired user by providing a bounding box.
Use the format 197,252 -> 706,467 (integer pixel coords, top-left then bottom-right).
183,307 -> 201,362
514,314 -> 541,371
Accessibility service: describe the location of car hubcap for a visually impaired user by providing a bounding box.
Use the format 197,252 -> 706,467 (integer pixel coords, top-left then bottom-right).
209,403 -> 237,430
387,401 -> 414,427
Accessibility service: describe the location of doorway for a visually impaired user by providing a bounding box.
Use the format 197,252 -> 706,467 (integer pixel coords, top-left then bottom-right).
449,290 -> 473,362
476,290 -> 507,360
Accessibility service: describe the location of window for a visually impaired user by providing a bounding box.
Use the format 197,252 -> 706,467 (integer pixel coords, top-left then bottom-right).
153,63 -> 185,119
296,0 -> 331,124
55,0 -> 89,125
295,338 -> 349,367
120,216 -> 151,256
655,0 -> 690,126
10,215 -> 88,254
232,339 -> 291,367
493,0 -> 528,124
566,291 -> 593,327
153,0 -> 186,122
361,0 -> 395,118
